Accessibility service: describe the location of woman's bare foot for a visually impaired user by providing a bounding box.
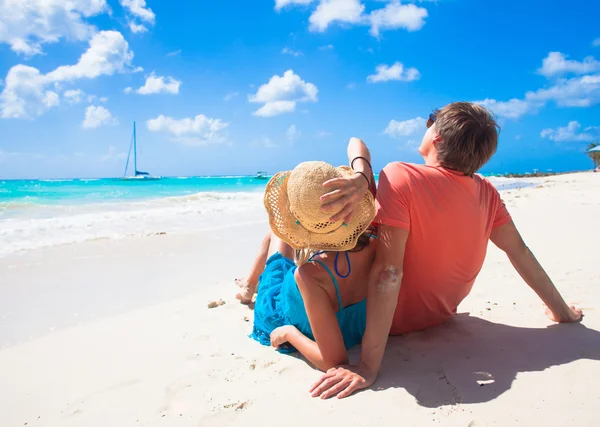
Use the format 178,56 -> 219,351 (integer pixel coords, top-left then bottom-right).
235,279 -> 257,304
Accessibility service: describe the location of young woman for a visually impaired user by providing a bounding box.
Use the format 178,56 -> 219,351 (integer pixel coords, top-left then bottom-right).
236,149 -> 377,374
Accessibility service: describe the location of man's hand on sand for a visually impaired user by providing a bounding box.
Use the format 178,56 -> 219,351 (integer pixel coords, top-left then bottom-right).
545,305 -> 583,323
310,365 -> 375,399
320,174 -> 369,223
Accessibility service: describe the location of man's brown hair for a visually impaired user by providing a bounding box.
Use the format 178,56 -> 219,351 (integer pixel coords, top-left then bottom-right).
434,102 -> 499,176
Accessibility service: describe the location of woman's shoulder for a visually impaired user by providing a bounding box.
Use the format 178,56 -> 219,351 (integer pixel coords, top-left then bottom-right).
294,259 -> 331,289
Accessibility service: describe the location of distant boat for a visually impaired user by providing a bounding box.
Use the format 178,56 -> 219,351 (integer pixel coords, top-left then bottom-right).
256,171 -> 269,179
122,121 -> 160,180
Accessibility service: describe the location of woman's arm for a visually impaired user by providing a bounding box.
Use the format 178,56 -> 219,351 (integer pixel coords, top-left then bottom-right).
270,325 -> 325,368
294,265 -> 349,371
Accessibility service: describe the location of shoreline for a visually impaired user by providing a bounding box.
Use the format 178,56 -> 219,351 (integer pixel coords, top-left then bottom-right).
0,172 -> 545,259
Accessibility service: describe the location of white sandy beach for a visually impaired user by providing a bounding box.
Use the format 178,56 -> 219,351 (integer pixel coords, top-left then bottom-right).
1,172 -> 599,427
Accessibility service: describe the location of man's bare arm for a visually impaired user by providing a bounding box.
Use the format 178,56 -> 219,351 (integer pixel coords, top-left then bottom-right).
490,220 -> 582,322
321,137 -> 374,222
358,225 -> 408,374
309,225 -> 409,399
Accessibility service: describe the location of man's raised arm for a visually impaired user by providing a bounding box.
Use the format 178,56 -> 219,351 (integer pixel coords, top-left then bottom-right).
321,137 -> 374,223
309,225 -> 408,399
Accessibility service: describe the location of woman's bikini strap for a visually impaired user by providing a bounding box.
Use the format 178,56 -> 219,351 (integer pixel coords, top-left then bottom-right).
308,259 -> 343,313
304,233 -> 377,312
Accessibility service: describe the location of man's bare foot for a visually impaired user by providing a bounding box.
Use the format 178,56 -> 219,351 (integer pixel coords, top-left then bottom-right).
235,279 -> 256,304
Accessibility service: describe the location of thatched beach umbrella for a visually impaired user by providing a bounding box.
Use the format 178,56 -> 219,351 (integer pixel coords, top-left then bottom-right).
587,144 -> 600,170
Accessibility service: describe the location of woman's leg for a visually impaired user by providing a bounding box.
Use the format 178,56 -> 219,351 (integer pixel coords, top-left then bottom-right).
266,232 -> 294,260
236,231 -> 295,304
236,232 -> 271,304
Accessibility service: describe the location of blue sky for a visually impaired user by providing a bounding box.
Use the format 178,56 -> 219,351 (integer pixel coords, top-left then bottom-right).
0,0 -> 599,179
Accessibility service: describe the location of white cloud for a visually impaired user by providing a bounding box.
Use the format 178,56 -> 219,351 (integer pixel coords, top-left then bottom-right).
384,117 -> 425,138
254,101 -> 297,117
133,73 -> 181,95
146,114 -> 229,145
474,98 -> 537,119
526,74 -> 600,107
64,89 -> 85,104
86,94 -> 108,103
309,0 -> 364,32
275,0 -> 314,10
249,70 -> 318,117
47,31 -> 134,82
475,73 -> 600,119
167,49 -> 182,57
594,38 -> 600,47
368,1 -> 428,37
286,124 -> 300,142
282,47 -> 304,57
120,0 -> 155,35
367,62 -> 420,83
1,66 -> 50,118
124,87 -> 133,94
538,52 -> 600,78
43,91 -> 60,108
319,44 -> 334,50
347,82 -> 356,89
540,121 -> 597,142
1,31 -> 135,119
83,105 -> 117,129
129,22 -> 148,34
316,130 -> 332,138
224,92 -> 240,101
101,146 -> 127,162
279,0 -> 428,36
0,0 -> 109,56
120,0 -> 155,22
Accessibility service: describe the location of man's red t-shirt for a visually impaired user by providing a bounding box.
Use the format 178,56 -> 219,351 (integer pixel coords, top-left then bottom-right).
375,162 -> 512,335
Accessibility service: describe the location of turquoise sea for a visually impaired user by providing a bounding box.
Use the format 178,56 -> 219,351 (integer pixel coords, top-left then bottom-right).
0,176 -> 268,211
0,175 -> 531,258
0,176 -> 270,257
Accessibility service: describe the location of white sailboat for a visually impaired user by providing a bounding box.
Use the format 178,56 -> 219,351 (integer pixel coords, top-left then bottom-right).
123,121 -> 160,180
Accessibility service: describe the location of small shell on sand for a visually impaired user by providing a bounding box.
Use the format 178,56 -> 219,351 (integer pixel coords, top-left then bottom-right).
207,299 -> 226,309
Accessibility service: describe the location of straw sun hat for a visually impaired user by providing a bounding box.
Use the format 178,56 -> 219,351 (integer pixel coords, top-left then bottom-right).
264,161 -> 376,257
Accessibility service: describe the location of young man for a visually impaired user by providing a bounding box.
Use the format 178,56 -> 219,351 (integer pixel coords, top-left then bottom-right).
313,102 -> 582,399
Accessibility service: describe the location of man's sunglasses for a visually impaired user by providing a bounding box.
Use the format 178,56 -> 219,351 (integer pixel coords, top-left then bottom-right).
426,112 -> 437,129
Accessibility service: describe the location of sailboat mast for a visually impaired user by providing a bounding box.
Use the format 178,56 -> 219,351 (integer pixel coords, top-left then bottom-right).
133,121 -> 137,174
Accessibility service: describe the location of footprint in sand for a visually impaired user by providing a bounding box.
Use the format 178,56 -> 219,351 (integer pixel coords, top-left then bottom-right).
197,401 -> 250,427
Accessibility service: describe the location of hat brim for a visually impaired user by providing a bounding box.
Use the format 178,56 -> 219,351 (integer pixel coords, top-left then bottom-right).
264,167 -> 376,252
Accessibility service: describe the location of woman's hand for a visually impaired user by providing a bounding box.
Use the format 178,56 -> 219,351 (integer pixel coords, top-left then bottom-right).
320,173 -> 370,223
270,325 -> 297,348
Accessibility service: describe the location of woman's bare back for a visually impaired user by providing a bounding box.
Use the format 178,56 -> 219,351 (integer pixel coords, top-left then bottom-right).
299,239 -> 377,311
